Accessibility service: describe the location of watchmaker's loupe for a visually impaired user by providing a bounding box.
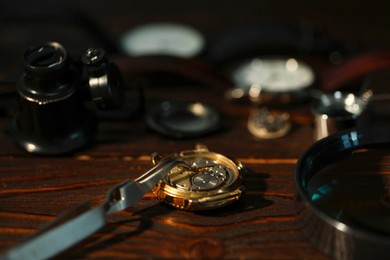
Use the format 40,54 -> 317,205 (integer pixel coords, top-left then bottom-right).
145,100 -> 222,138
11,42 -> 125,155
295,126 -> 390,260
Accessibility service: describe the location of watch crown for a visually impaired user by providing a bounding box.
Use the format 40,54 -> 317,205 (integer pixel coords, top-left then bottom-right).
237,161 -> 245,172
195,144 -> 209,152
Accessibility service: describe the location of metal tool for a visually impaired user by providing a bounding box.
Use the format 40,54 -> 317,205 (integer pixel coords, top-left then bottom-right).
0,156 -> 188,260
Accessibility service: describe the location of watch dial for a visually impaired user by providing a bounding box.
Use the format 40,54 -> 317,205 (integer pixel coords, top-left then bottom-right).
233,57 -> 315,92
120,23 -> 205,58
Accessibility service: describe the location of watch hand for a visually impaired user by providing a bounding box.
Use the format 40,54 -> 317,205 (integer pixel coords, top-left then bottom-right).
0,157 -> 189,260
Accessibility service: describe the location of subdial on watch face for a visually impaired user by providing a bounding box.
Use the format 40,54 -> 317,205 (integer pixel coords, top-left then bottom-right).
233,57 -> 315,93
166,157 -> 230,191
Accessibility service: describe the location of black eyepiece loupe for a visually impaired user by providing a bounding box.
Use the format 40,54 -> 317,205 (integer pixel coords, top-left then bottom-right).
10,42 -> 124,155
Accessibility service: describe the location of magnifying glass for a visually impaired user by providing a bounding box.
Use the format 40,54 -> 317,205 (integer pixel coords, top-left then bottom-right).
295,126 -> 390,260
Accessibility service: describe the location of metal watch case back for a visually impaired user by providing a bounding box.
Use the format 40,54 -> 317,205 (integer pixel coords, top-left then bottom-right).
152,145 -> 245,211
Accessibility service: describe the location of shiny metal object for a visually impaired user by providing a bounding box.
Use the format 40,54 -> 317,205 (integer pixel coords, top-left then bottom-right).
0,156 -> 188,260
312,91 -> 366,140
0,145 -> 244,259
295,126 -> 390,260
247,107 -> 291,139
152,144 -> 245,210
82,47 -> 124,109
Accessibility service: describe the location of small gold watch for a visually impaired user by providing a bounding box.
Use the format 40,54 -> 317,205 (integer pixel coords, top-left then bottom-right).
151,144 -> 245,211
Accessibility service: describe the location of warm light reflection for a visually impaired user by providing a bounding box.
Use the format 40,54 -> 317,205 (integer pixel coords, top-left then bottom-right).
26,143 -> 36,152
191,102 -> 207,116
286,58 -> 298,71
230,88 -> 244,99
249,84 -> 262,98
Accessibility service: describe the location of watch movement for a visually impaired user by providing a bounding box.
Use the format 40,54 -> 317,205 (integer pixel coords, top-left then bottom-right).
152,144 -> 245,210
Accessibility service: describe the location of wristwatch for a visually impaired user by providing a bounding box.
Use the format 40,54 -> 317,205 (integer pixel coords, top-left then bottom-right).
227,56 -> 317,104
152,144 -> 245,210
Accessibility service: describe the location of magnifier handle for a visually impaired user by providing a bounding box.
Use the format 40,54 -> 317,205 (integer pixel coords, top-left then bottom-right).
0,203 -> 107,260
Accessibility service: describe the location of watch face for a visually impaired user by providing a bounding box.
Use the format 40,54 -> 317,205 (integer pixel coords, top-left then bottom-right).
232,57 -> 315,93
120,23 -> 205,58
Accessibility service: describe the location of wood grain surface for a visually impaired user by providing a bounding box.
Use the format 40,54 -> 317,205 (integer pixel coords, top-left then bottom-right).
0,78 -> 327,259
1,1 -> 390,259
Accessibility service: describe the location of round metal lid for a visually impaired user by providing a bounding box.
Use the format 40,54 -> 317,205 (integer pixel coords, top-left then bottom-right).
145,101 -> 222,138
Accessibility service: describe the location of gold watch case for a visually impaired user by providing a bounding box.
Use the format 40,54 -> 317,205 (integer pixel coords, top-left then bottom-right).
151,144 -> 245,211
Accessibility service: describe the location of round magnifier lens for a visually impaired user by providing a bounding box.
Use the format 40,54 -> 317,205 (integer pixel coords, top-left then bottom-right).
308,148 -> 390,234
295,127 -> 390,259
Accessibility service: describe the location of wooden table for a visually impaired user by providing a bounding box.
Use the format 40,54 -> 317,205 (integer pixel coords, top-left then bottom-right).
1,1 -> 390,259
0,63 -> 327,260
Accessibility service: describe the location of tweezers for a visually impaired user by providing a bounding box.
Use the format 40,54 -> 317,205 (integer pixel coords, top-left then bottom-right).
0,156 -> 188,260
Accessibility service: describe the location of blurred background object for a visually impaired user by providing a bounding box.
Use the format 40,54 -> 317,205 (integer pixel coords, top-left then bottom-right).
1,0 -> 390,78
